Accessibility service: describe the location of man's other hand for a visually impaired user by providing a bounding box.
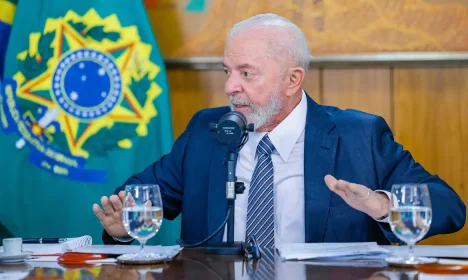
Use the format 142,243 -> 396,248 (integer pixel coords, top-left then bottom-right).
324,175 -> 390,219
93,190 -> 129,238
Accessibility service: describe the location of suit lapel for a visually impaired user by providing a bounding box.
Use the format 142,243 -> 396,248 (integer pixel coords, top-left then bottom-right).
303,95 -> 338,242
204,97 -> 338,243
207,141 -> 229,244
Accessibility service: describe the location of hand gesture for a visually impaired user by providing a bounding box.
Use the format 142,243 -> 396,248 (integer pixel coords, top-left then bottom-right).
324,175 -> 390,219
93,190 -> 129,238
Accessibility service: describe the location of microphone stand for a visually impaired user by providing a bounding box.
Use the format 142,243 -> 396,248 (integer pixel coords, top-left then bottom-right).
204,140 -> 247,255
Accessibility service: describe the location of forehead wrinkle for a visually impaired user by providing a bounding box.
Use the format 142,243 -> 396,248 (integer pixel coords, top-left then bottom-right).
238,28 -> 292,70
224,30 -> 289,77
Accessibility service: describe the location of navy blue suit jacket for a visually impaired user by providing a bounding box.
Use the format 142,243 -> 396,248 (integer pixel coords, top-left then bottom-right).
103,94 -> 466,245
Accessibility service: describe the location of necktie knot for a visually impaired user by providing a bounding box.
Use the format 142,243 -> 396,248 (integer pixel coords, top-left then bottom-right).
257,135 -> 275,156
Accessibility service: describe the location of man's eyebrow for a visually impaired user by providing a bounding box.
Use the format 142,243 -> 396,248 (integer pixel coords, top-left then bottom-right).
238,63 -> 257,70
222,62 -> 257,70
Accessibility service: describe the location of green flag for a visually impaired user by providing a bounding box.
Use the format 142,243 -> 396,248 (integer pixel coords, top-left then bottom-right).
0,0 -> 180,245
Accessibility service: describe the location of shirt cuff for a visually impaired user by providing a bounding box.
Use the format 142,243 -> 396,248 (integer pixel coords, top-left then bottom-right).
113,236 -> 134,243
373,190 -> 398,223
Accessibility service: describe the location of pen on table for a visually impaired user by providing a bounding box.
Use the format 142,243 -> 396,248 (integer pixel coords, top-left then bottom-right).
22,238 -> 69,244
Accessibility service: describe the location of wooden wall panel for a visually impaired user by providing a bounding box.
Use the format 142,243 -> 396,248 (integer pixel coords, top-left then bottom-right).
303,70 -> 322,103
148,0 -> 468,57
321,69 -> 393,128
393,67 -> 468,245
168,70 -> 226,138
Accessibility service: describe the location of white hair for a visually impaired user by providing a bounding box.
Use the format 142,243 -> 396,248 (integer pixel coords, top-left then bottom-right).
227,13 -> 310,71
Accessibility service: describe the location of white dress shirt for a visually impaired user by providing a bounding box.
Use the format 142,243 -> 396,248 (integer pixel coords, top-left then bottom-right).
224,90 -> 308,245
223,90 -> 391,246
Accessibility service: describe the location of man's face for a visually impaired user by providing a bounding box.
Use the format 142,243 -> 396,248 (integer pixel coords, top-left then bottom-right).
223,29 -> 285,129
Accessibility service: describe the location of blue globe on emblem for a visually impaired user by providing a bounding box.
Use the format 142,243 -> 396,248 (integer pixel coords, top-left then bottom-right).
52,49 -> 122,120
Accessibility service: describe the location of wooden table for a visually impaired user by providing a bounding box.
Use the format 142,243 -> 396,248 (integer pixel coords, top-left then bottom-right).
0,248 -> 439,280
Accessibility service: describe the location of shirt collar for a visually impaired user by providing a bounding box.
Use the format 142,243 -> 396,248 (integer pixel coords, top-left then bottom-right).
245,90 -> 307,162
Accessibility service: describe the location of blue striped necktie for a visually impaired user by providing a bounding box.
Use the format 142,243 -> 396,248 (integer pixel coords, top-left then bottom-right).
246,248 -> 276,280
246,134 -> 276,248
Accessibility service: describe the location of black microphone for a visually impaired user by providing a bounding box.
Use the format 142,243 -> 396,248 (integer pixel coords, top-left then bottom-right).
210,111 -> 254,145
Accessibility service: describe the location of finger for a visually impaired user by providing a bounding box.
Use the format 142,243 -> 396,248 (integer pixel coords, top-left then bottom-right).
110,195 -> 123,212
118,190 -> 125,201
324,175 -> 338,191
127,193 -> 136,206
347,182 -> 369,198
336,179 -> 350,189
93,204 -> 106,222
338,181 -> 369,199
346,182 -> 361,194
334,189 -> 347,200
101,196 -> 115,214
324,175 -> 346,199
144,200 -> 152,207
325,176 -> 349,199
335,179 -> 353,196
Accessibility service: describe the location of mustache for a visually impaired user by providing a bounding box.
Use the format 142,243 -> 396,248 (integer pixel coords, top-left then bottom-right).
229,95 -> 254,107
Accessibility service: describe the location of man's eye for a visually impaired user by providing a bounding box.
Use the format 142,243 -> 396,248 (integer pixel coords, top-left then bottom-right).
243,72 -> 251,78
224,69 -> 231,75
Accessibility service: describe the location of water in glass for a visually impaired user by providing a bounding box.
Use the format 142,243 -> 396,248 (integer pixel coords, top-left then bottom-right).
385,184 -> 438,266
123,206 -> 163,241
118,184 -> 164,263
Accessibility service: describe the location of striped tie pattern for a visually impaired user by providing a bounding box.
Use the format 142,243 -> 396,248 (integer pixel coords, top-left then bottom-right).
246,248 -> 276,280
246,134 -> 275,248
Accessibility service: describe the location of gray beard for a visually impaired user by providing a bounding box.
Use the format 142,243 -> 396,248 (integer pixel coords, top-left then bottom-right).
229,86 -> 283,131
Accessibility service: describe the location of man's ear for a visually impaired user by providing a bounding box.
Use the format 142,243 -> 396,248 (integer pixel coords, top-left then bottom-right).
285,67 -> 306,97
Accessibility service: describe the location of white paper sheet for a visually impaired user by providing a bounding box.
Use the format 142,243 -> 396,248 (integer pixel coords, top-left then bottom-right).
276,242 -> 390,261
73,245 -> 182,258
302,259 -> 388,267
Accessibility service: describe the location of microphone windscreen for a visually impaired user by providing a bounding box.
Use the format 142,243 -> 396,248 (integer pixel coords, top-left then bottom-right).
214,111 -> 247,145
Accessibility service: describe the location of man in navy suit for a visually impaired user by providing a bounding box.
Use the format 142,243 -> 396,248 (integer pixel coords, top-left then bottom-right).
93,14 -> 465,246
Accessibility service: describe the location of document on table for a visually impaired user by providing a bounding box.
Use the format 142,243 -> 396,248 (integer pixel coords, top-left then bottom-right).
276,242 -> 390,261
303,258 -> 388,268
74,245 -> 183,259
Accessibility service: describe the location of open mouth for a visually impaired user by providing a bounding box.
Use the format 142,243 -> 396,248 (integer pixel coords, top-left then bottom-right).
233,104 -> 250,108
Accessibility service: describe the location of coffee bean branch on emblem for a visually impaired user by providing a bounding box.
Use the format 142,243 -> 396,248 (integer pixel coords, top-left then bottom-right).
18,31 -> 56,83
68,20 -> 120,42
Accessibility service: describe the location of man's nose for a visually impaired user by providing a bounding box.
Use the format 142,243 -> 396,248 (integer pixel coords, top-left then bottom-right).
225,73 -> 243,96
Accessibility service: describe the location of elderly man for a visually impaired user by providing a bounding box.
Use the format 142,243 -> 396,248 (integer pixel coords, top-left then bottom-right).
93,14 -> 465,247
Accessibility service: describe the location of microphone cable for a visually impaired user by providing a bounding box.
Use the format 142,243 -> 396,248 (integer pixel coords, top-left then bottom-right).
176,208 -> 232,248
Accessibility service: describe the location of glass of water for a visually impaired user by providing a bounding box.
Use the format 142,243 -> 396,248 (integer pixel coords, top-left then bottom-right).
388,184 -> 436,265
121,184 -> 163,261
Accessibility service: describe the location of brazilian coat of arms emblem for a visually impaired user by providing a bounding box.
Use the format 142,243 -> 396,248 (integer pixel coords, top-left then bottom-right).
0,9 -> 163,182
